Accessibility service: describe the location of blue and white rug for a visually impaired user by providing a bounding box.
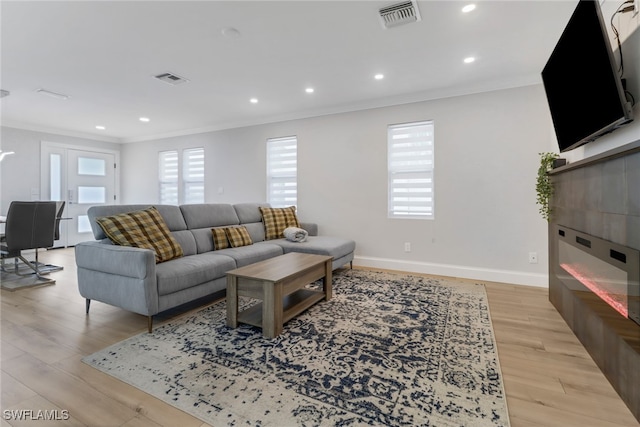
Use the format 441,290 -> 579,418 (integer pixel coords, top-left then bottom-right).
83,269 -> 510,426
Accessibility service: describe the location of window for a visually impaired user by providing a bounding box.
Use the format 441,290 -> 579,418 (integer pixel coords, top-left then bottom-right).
267,136 -> 297,208
49,153 -> 62,201
159,148 -> 204,205
183,148 -> 205,204
388,121 -> 434,219
159,151 -> 179,204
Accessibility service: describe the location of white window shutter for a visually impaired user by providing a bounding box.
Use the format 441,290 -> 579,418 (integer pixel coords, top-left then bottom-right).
388,121 -> 434,219
183,148 -> 205,204
267,136 -> 297,208
159,150 -> 179,205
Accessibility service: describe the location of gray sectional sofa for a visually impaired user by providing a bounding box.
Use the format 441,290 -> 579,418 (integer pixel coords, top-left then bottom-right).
75,202 -> 355,332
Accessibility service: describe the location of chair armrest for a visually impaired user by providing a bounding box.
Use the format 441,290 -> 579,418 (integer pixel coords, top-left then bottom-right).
75,241 -> 155,279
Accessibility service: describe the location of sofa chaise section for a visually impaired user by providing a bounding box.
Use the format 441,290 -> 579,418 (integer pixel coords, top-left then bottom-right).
232,203 -> 355,269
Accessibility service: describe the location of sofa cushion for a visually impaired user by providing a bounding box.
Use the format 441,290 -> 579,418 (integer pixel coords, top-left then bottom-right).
211,228 -> 229,250
271,236 -> 355,260
180,204 -> 239,229
190,228 -> 215,253
155,253 -> 236,296
95,206 -> 183,263
234,203 -> 270,224
171,230 -> 197,256
260,206 -> 300,240
216,242 -> 283,267
225,226 -> 253,248
242,222 -> 266,243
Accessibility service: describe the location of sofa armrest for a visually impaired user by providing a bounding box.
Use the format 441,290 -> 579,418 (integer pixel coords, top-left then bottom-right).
75,241 -> 155,279
299,222 -> 318,236
75,241 -> 159,317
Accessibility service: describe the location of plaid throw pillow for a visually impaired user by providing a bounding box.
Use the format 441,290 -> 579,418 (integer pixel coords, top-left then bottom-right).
211,227 -> 229,250
95,207 -> 183,263
224,226 -> 253,248
259,206 -> 300,240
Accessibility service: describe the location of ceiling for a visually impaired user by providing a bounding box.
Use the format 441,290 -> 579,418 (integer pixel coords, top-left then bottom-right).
0,1 -> 578,143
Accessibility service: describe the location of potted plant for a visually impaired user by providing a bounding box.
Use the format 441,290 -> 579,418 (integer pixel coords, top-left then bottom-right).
536,152 -> 559,221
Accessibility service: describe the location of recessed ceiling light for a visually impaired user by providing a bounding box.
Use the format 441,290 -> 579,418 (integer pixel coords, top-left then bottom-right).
463,57 -> 476,64
221,27 -> 241,39
374,74 -> 384,80
36,88 -> 70,100
305,88 -> 314,93
250,98 -> 258,104
95,125 -> 106,130
139,117 -> 150,122
462,4 -> 476,13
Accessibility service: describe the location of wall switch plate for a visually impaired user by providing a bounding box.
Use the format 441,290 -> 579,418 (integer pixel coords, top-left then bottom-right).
528,252 -> 538,264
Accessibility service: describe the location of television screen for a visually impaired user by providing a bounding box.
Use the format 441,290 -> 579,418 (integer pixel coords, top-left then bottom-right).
541,0 -> 633,152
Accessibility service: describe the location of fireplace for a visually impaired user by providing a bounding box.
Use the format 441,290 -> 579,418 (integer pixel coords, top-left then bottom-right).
555,225 -> 640,326
548,140 -> 640,421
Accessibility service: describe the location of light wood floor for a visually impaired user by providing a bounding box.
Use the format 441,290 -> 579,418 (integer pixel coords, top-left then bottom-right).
1,248 -> 638,427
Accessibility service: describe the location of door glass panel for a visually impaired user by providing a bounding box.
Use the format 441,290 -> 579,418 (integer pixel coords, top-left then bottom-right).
77,215 -> 92,233
78,186 -> 106,204
78,157 -> 106,176
50,154 -> 62,201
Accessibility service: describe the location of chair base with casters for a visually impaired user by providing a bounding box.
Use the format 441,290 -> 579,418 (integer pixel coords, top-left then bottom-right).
28,259 -> 64,274
0,248 -> 52,280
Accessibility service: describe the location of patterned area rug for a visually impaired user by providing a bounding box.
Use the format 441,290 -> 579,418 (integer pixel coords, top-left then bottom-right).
83,269 -> 510,426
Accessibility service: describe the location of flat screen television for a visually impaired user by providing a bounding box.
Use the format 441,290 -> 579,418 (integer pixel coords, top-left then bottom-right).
541,0 -> 633,153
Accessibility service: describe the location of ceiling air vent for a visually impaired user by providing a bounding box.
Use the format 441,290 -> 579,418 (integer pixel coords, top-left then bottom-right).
154,72 -> 190,85
379,0 -> 421,29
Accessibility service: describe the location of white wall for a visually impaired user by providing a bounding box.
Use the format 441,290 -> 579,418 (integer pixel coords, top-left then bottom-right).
122,85 -> 552,286
601,0 -> 639,45
0,126 -> 121,214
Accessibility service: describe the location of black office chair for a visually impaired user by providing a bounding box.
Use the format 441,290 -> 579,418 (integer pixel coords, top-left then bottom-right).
1,200 -> 65,245
54,200 -> 65,241
0,201 -> 57,280
33,200 -> 66,273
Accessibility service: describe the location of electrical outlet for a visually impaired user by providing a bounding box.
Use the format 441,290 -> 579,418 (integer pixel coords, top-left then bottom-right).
528,252 -> 538,264
404,242 -> 411,252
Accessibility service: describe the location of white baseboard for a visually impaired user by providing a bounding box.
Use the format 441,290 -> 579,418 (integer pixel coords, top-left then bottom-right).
353,256 -> 548,288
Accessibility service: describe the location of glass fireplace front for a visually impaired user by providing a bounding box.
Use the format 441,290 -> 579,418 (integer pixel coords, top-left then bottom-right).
556,225 -> 640,326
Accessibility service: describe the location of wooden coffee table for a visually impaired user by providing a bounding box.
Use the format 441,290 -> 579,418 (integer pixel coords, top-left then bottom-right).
226,252 -> 333,338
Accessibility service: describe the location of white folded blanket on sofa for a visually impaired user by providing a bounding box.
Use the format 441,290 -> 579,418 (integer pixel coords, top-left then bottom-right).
283,227 -> 308,242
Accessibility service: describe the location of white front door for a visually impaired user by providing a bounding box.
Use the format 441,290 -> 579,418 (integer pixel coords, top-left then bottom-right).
66,149 -> 116,246
41,143 -> 118,247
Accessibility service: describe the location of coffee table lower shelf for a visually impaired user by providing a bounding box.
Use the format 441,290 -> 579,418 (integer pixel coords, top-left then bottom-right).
238,288 -> 325,328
